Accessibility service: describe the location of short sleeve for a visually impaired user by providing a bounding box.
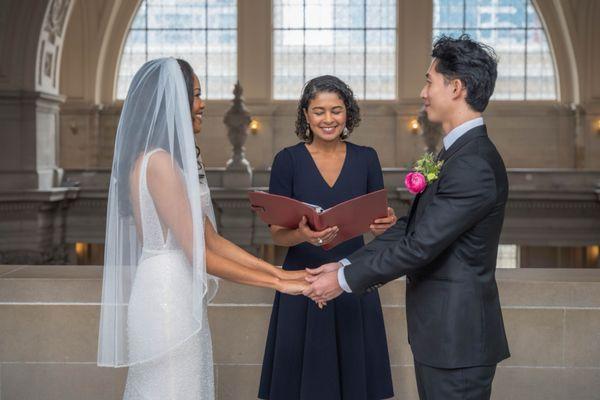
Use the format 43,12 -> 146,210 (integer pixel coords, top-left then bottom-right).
366,147 -> 384,193
268,148 -> 294,197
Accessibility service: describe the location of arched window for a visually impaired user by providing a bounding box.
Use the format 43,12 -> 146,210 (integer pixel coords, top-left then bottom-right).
272,0 -> 397,100
116,0 -> 237,100
433,0 -> 557,100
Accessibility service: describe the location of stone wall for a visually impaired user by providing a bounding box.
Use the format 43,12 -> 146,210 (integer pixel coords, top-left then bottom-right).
0,265 -> 599,399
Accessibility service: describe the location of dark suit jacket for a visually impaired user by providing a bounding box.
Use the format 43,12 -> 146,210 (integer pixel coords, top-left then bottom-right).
345,125 -> 510,369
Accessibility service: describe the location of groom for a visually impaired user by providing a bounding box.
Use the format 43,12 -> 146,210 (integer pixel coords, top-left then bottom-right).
305,34 -> 510,400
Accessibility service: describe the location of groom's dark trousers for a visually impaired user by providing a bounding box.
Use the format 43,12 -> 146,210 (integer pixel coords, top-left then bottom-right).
414,359 -> 496,400
344,125 -> 510,400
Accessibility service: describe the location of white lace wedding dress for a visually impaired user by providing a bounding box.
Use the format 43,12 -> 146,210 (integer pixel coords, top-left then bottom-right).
123,149 -> 214,400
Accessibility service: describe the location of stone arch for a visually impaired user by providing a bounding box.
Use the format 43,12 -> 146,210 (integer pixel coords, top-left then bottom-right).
532,0 -> 581,104
59,0 -> 140,104
95,1 -> 141,104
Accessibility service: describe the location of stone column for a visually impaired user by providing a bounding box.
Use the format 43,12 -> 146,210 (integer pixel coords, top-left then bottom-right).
0,91 -> 65,191
0,0 -> 77,264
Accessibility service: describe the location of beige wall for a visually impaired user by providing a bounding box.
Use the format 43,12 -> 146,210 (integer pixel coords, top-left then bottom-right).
56,0 -> 600,171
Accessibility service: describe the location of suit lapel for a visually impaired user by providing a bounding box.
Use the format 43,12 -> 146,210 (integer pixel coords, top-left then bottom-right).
405,193 -> 422,232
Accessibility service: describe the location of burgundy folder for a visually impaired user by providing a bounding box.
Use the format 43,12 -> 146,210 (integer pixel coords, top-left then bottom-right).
248,189 -> 388,250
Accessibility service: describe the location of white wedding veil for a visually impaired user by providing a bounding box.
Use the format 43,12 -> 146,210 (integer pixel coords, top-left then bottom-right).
97,57 -> 217,367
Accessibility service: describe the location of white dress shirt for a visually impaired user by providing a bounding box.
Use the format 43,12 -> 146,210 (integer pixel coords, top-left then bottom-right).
336,117 -> 485,293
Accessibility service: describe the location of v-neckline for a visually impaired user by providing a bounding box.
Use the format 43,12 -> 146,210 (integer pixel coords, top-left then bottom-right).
302,142 -> 349,189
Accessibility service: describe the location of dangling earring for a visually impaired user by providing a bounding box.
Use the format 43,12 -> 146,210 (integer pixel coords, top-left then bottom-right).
305,126 -> 312,142
342,126 -> 349,139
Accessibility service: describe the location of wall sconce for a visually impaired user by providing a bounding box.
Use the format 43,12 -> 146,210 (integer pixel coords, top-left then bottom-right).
587,245 -> 599,268
249,118 -> 260,134
595,119 -> 600,134
409,118 -> 420,134
75,242 -> 90,265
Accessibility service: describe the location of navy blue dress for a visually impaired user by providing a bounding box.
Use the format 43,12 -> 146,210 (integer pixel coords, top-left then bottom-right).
258,142 -> 394,400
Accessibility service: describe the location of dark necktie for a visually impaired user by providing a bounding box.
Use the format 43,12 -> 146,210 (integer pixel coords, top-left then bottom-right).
436,146 -> 446,161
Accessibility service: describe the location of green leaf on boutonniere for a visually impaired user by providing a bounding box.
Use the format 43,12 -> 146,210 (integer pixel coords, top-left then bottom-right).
411,152 -> 443,183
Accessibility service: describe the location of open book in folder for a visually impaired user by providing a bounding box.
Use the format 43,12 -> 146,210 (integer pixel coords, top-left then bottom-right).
248,189 -> 388,250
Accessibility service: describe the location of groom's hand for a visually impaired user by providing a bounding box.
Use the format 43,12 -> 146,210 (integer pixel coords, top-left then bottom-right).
305,262 -> 342,278
303,270 -> 343,302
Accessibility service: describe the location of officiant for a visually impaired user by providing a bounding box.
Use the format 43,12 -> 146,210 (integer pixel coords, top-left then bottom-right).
258,75 -> 398,400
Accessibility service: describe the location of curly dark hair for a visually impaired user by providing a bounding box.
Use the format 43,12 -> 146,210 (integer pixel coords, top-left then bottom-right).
431,34 -> 498,113
295,75 -> 361,143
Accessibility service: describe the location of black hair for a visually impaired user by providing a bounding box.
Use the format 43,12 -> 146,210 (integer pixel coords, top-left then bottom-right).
431,34 -> 498,112
176,58 -> 204,176
176,58 -> 195,110
295,75 -> 361,143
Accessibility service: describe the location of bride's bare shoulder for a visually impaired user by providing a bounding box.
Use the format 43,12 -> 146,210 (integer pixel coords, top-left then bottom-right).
146,150 -> 184,191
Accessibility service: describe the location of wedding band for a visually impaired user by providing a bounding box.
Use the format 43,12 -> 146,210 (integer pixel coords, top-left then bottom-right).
317,238 -> 323,245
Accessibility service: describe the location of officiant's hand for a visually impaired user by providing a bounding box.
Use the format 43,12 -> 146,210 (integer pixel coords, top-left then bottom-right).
370,207 -> 397,236
297,216 -> 338,247
303,270 -> 343,303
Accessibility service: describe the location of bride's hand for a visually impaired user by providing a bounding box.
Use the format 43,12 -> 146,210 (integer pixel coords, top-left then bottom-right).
277,268 -> 307,281
277,278 -> 309,295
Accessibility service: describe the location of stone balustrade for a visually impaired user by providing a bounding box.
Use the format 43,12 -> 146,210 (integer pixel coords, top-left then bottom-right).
1,168 -> 598,264
64,168 -> 600,247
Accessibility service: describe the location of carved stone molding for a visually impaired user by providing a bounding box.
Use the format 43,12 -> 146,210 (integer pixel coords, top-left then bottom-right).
36,0 -> 74,94
0,246 -> 69,265
0,202 -> 42,212
508,200 -> 600,210
68,199 -> 107,210
0,188 -> 75,264
44,0 -> 70,44
214,199 -> 252,210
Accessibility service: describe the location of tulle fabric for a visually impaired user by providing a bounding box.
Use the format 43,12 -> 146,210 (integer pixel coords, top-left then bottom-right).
97,57 -> 217,368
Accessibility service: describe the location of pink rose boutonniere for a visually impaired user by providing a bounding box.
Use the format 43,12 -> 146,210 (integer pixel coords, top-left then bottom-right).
404,152 -> 444,195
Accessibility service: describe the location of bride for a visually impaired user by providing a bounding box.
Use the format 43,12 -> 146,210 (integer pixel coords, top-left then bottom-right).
97,58 -> 307,399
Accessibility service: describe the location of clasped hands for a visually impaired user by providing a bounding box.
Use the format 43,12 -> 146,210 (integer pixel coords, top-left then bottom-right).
279,207 -> 397,305
300,207 -> 396,306
275,262 -> 343,306
303,262 -> 344,307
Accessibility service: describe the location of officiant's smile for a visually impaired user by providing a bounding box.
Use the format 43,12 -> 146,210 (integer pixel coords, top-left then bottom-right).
303,91 -> 348,142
